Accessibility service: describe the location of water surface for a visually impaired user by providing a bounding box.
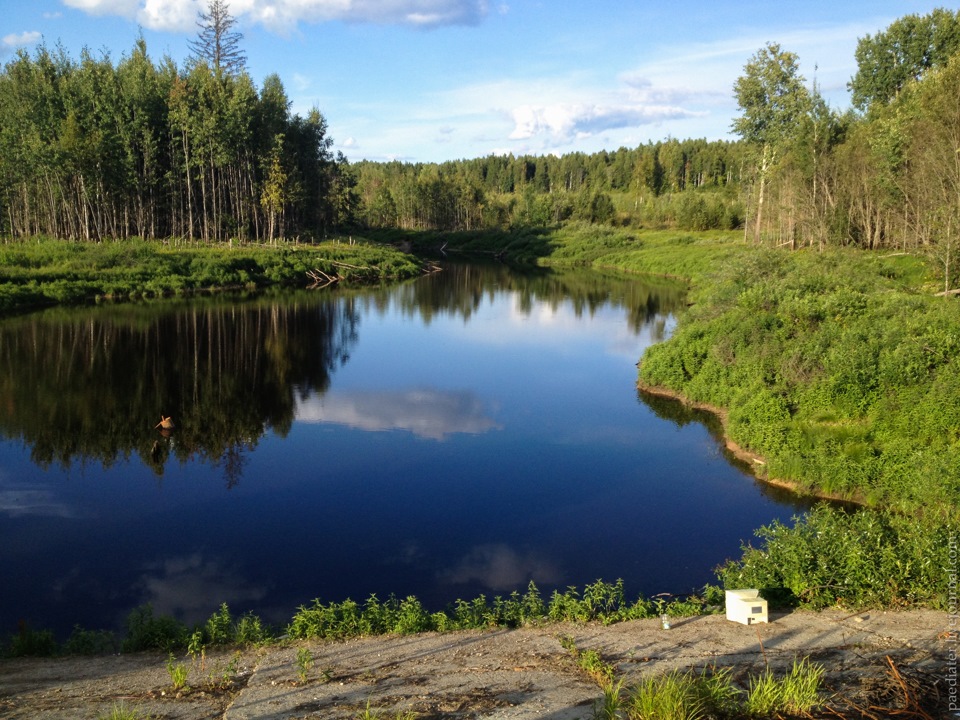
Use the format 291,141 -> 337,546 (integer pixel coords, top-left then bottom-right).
0,263 -> 808,636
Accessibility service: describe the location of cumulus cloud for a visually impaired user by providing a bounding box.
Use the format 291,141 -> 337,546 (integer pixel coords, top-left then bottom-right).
65,0 -> 490,33
2,31 -> 43,50
509,102 -> 702,143
63,0 -> 141,18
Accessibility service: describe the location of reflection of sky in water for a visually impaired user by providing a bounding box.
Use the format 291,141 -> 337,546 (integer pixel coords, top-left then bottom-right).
0,271 -> 808,637
296,389 -> 500,440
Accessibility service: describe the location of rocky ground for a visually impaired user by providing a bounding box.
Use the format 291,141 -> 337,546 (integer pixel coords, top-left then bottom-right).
0,609 -> 951,719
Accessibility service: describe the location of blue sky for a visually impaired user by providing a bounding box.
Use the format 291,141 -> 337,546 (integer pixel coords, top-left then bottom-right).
1,0 -> 943,163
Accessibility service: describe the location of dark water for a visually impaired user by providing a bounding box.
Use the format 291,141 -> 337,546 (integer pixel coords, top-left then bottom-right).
0,263 -> 809,637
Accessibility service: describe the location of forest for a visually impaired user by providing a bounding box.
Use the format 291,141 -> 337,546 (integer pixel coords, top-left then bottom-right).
0,33 -> 355,244
0,8 -> 958,292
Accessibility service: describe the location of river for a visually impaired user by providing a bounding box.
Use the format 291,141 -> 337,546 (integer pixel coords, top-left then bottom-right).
0,262 -> 810,638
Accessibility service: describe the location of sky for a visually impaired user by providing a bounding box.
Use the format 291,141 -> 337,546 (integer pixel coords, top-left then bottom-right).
0,0 -> 945,163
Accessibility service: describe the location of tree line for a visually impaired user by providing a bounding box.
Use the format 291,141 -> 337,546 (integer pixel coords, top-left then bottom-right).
1,5 -> 958,291
0,37 -> 354,242
352,139 -> 747,233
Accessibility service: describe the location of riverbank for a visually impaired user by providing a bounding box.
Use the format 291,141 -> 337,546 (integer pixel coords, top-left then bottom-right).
636,379 -> 868,508
0,237 -> 424,314
0,609 -> 948,719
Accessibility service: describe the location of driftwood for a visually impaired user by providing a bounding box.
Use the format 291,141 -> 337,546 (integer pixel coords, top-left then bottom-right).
306,269 -> 342,288
934,288 -> 960,297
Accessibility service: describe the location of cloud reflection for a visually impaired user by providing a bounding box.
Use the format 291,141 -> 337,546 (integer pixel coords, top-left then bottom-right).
296,388 -> 500,440
0,487 -> 80,519
138,554 -> 267,624
440,543 -> 561,592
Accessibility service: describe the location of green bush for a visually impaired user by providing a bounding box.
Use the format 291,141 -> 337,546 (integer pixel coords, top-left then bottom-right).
718,505 -> 952,609
64,626 -> 118,655
121,604 -> 188,652
5,623 -> 58,657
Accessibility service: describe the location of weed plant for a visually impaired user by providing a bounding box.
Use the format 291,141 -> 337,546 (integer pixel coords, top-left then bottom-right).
166,653 -> 189,691
5,622 -> 58,657
627,670 -> 707,720
122,605 -> 189,652
96,703 -> 147,720
286,580 -> 714,641
295,647 -> 313,683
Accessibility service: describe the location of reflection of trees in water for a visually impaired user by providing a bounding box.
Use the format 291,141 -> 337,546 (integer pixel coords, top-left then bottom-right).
0,295 -> 358,482
387,261 -> 687,330
0,264 -> 684,483
637,389 -> 819,511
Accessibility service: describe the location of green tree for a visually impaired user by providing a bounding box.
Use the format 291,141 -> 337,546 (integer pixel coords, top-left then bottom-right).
849,8 -> 960,112
732,43 -> 810,244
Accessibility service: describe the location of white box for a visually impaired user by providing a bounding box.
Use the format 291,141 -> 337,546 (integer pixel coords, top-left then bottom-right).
725,589 -> 768,625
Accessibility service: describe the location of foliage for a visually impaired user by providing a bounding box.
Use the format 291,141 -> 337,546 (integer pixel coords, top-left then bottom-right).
637,245 -> 960,514
5,622 -> 58,657
295,646 -> 312,683
166,652 -> 189,691
745,658 -> 823,716
122,605 -> 189,653
96,703 -> 149,720
287,580 -> 717,641
64,626 -> 118,655
0,40 -> 346,242
0,237 -> 424,313
188,0 -> 247,77
627,670 -> 708,720
849,8 -> 960,111
352,142 -> 747,234
718,505 -> 951,609
205,603 -> 234,645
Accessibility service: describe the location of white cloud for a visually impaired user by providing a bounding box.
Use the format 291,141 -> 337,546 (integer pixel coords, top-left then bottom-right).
2,31 -> 43,49
509,102 -> 703,143
139,553 -> 268,623
64,0 -> 141,18
0,487 -> 80,518
66,0 -> 490,33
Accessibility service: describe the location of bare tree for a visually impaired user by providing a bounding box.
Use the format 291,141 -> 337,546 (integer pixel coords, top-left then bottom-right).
188,0 -> 246,77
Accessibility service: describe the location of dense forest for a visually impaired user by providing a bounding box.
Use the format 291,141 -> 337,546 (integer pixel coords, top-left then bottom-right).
1,6 -> 959,291
0,9 -> 355,243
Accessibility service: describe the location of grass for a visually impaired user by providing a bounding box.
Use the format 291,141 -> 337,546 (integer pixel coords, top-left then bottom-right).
0,236 -> 425,314
562,627 -> 824,720
96,703 -> 149,720
563,646 -> 822,720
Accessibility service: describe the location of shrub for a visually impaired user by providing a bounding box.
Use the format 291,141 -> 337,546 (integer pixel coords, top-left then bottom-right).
122,604 -> 188,652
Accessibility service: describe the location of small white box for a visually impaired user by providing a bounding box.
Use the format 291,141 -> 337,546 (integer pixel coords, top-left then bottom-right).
725,589 -> 768,625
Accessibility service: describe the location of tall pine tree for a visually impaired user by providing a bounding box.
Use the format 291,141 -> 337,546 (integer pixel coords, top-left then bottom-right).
188,0 -> 247,77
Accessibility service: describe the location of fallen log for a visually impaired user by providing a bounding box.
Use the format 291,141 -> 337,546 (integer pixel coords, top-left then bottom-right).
306,269 -> 342,288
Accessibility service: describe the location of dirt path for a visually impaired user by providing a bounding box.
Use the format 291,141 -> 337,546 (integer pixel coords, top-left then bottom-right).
0,609 -> 950,719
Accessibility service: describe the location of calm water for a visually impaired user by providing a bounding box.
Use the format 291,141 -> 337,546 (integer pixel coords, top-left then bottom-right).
0,263 -> 808,637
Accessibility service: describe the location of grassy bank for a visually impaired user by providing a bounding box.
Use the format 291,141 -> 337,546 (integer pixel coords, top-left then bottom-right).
0,236 -> 424,314
566,229 -> 957,611
4,580 -> 715,658
434,225 -> 957,610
